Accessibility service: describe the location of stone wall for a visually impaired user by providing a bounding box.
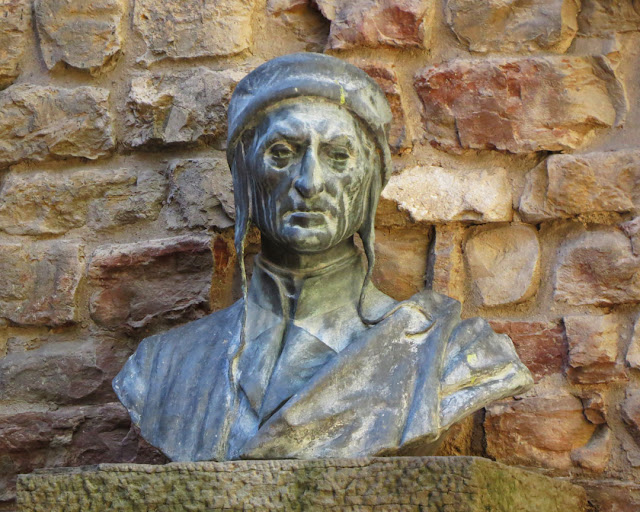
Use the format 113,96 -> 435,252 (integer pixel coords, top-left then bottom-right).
0,0 -> 639,510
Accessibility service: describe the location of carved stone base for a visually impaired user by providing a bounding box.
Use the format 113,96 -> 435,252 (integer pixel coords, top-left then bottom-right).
17,456 -> 586,512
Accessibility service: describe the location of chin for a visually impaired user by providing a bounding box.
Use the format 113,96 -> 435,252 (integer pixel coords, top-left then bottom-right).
279,225 -> 337,254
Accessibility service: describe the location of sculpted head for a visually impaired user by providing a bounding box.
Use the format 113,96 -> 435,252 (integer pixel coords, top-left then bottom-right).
227,53 -> 393,263
243,99 -> 379,253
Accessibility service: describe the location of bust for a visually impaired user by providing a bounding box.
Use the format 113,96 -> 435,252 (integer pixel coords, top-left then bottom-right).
114,53 -> 533,462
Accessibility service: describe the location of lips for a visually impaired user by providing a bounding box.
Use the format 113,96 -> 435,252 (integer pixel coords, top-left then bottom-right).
284,211 -> 327,228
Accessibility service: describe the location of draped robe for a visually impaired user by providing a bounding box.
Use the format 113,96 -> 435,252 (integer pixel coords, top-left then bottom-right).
113,254 -> 533,461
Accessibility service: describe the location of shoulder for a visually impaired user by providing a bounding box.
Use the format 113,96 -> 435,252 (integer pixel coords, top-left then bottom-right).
112,300 -> 244,423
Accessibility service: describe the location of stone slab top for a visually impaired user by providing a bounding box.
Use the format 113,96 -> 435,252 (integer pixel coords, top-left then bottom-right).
18,456 -> 587,512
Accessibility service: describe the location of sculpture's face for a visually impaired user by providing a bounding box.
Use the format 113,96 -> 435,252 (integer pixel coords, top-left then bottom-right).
246,100 -> 375,253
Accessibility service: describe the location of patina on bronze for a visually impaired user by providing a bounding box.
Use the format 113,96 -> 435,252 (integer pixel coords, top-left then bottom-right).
113,53 -> 534,462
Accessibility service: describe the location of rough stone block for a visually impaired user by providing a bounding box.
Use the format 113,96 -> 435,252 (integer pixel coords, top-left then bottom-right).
0,403 -> 166,503
627,316 -> 640,370
621,216 -> 640,256
445,0 -> 580,53
164,158 -> 234,230
125,68 -> 244,149
34,0 -> 125,75
360,64 -> 411,153
0,168 -> 165,235
317,0 -> 435,50
415,57 -> 616,154
519,150 -> 640,222
570,426 -> 612,473
425,223 -> 466,302
554,229 -> 640,306
489,320 -> 565,381
0,341 -> 109,405
576,479 -> 640,512
0,0 -> 30,89
88,236 -> 213,330
0,242 -> 82,326
372,227 -> 430,301
485,392 -> 596,470
565,314 -> 626,384
266,0 -> 330,51
382,166 -> 512,223
134,0 -> 256,63
0,85 -> 115,169
578,0 -> 640,36
465,224 -> 540,307
580,391 -> 608,425
17,457 -> 587,511
622,387 -> 640,444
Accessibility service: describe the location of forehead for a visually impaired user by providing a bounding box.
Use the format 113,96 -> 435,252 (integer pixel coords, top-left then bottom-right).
257,100 -> 359,141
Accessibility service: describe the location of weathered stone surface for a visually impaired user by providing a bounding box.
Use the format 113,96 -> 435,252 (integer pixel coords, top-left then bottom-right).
0,85 -> 114,169
565,314 -> 626,384
316,0 -> 435,50
465,225 -> 540,307
622,387 -> 640,443
0,242 -> 82,327
34,0 -> 125,75
17,457 -> 588,512
578,0 -> 640,36
519,150 -> 640,222
0,341 -> 111,405
125,68 -> 244,149
576,479 -> 640,512
0,168 -> 165,235
627,316 -> 640,369
0,403 -> 166,503
570,426 -> 612,473
382,166 -> 512,223
580,391 -> 607,425
372,227 -> 430,301
0,0 -> 30,89
164,159 -> 234,230
489,320 -> 565,381
554,229 -> 640,306
134,0 -> 256,63
415,57 -> 616,154
266,0 -> 330,51
88,236 -> 213,330
360,64 -> 411,153
445,0 -> 580,53
622,216 -> 640,256
425,223 -> 466,302
485,392 -> 596,469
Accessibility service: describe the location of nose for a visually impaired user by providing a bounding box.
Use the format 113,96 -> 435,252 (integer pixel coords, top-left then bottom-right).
294,146 -> 324,198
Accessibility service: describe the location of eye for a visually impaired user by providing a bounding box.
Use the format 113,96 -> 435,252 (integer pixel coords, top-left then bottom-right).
266,143 -> 295,169
324,146 -> 351,170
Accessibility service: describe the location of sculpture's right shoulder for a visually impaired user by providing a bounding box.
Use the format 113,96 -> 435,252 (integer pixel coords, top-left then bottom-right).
112,300 -> 244,425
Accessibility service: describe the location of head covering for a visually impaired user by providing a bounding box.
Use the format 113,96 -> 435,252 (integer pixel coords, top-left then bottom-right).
226,52 -> 393,186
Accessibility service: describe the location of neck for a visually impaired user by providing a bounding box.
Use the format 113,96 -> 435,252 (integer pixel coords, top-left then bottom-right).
260,237 -> 359,274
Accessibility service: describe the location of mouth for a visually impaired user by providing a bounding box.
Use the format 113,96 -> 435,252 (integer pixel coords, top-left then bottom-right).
284,211 -> 327,228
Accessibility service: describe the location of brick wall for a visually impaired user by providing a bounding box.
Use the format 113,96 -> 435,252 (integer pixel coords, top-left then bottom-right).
1,0 -> 639,510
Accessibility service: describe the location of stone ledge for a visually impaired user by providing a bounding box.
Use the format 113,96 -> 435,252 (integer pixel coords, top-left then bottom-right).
17,456 -> 587,511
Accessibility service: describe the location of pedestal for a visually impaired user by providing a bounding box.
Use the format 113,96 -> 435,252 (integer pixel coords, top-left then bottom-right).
17,456 -> 586,511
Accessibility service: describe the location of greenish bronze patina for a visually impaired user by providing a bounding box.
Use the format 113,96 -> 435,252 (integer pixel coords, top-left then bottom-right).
18,457 -> 586,512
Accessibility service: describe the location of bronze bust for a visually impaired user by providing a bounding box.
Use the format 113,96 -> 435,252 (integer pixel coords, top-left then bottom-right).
114,53 -> 533,461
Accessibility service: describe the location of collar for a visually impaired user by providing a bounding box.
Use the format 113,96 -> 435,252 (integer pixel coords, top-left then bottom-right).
245,251 -> 367,351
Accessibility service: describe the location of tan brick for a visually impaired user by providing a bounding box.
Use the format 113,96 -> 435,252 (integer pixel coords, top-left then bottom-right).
34,0 -> 125,75
465,224 -> 540,307
0,242 -> 83,326
445,0 -> 579,53
88,236 -> 213,330
415,57 -> 616,154
0,85 -> 114,169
